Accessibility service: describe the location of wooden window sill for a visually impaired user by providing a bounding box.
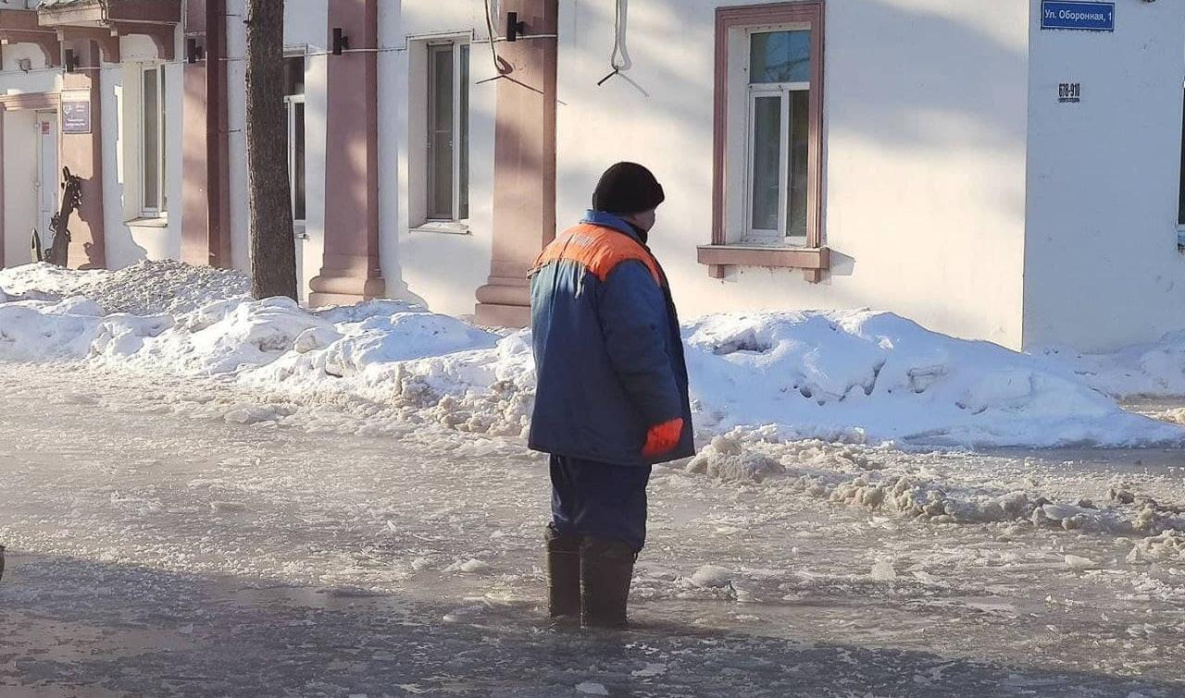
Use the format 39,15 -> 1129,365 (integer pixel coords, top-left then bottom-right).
697,244 -> 830,282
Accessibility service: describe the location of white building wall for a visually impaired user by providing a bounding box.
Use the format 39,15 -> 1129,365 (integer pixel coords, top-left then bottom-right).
226,0 -> 251,272
3,110 -> 37,266
99,60 -> 130,265
1022,0 -> 1185,352
555,0 -> 1031,348
0,43 -> 59,95
387,0 -> 498,317
1,43 -> 59,266
285,0 -> 328,301
102,33 -> 186,269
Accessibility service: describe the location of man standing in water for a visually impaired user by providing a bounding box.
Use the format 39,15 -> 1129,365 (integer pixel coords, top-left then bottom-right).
529,162 -> 695,628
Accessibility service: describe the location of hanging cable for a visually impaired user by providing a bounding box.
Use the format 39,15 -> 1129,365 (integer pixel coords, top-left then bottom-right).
597,0 -> 630,86
481,0 -> 505,80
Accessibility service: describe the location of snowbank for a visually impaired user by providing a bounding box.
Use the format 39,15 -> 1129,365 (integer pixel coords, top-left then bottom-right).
0,260 -> 249,315
0,263 -> 1181,449
0,262 -> 102,300
0,297 -> 106,361
1037,332 -> 1185,399
681,312 -> 1179,447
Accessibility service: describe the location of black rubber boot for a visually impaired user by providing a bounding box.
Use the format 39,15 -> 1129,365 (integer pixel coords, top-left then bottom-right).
580,537 -> 636,629
546,525 -> 581,620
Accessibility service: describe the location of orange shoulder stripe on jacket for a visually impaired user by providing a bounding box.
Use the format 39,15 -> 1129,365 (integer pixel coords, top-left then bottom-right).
532,224 -> 662,284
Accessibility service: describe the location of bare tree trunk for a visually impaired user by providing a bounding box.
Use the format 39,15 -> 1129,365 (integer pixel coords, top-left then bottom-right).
245,0 -> 297,301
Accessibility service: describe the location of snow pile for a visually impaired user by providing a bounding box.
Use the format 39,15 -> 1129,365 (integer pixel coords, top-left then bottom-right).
300,310 -> 1179,447
681,312 -> 1179,447
1038,332 -> 1185,399
675,432 -> 1185,536
114,297 -> 331,375
1127,530 -> 1185,564
686,436 -> 786,483
0,262 -> 102,299
1,264 -> 1182,448
0,260 -> 249,315
86,259 -> 250,315
0,297 -> 105,360
780,466 -> 1060,527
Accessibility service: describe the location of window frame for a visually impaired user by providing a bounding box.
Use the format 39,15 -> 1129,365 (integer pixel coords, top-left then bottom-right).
425,40 -> 470,223
702,2 -> 827,282
283,53 -> 307,227
139,62 -> 167,219
285,93 -> 306,225
1177,79 -> 1185,245
743,27 -> 811,246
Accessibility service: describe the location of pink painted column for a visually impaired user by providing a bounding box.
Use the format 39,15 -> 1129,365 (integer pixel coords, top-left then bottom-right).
0,108 -> 5,269
474,0 -> 559,328
61,39 -> 105,270
180,0 -> 232,267
310,0 -> 385,306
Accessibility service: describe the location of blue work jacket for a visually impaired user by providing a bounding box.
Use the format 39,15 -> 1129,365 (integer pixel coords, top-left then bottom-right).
528,210 -> 694,466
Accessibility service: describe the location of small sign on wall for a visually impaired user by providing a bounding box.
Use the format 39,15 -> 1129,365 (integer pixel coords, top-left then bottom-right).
61,90 -> 92,135
1041,1 -> 1115,32
1058,82 -> 1082,104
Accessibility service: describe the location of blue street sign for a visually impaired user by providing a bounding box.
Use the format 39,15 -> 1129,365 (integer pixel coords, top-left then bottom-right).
1041,1 -> 1115,32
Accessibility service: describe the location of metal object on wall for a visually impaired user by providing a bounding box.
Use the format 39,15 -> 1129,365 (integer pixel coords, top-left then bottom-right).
45,166 -> 82,267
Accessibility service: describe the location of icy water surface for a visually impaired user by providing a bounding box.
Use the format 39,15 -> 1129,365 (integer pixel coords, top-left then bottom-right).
1,363 -> 1183,697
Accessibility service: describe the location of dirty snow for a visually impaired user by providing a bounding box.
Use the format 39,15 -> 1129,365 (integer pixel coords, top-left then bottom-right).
0,259 -> 249,315
1,262 -> 1182,449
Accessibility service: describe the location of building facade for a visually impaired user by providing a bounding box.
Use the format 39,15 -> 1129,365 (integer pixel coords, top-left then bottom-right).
0,0 -> 1183,351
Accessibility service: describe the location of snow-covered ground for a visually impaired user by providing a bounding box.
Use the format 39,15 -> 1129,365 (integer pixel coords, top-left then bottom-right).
2,261 -> 1183,449
1,363 -> 1184,696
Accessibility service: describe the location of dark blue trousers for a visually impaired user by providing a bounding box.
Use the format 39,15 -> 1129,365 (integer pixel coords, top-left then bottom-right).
549,455 -> 652,553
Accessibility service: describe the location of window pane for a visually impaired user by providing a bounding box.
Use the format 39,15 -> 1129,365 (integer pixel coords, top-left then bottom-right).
284,57 -> 305,96
459,44 -> 470,220
142,68 -> 159,211
294,102 -> 306,221
160,69 -> 167,213
750,31 -> 811,84
750,96 -> 781,232
1179,86 -> 1185,226
428,46 -> 454,219
787,90 -> 809,238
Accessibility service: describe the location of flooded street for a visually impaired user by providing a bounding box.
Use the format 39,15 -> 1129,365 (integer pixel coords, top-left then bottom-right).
1,363 -> 1183,697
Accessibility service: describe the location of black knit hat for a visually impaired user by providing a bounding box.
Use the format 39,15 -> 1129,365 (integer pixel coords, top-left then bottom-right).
592,162 -> 665,215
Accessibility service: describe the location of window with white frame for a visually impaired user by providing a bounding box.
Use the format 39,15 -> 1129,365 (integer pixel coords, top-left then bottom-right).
426,41 -> 470,222
745,29 -> 811,244
284,56 -> 306,225
140,64 -> 167,216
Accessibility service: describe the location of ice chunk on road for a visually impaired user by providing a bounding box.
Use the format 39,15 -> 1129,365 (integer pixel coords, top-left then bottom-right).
1064,555 -> 1099,571
871,560 -> 898,581
690,565 -> 734,588
686,436 -> 786,483
445,559 -> 492,575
